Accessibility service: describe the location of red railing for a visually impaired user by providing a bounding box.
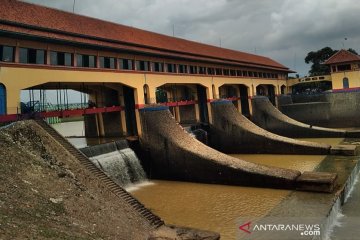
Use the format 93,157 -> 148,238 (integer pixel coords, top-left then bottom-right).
0,106 -> 124,123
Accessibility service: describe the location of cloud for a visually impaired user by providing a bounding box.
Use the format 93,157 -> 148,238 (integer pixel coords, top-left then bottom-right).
22,0 -> 360,76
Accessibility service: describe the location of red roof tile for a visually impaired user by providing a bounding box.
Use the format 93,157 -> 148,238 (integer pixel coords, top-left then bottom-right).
324,49 -> 360,65
0,0 -> 291,71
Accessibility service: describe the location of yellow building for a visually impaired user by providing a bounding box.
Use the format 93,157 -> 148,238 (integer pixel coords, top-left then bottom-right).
286,50 -> 360,93
324,49 -> 360,90
0,0 -> 293,136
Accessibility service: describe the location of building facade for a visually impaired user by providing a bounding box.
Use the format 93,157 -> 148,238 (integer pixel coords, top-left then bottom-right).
0,0 -> 292,136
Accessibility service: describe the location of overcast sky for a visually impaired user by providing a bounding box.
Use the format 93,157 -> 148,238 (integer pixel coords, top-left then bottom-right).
23,0 -> 360,77
20,0 -> 360,103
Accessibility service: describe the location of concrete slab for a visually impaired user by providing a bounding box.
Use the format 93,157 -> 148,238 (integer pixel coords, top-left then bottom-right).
296,172 -> 338,193
330,145 -> 360,156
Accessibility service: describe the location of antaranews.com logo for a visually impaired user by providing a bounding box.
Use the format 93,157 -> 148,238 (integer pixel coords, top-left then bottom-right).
237,218 -> 322,239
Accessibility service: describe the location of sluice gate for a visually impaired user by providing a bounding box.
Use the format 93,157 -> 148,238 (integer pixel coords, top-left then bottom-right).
252,96 -> 360,138
208,100 -> 330,154
139,106 -> 337,192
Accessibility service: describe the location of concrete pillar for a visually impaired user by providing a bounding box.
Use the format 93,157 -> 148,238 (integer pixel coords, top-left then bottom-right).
175,106 -> 181,122
135,109 -> 142,137
97,113 -> 105,137
194,104 -> 200,122
248,87 -> 254,116
235,86 -> 241,112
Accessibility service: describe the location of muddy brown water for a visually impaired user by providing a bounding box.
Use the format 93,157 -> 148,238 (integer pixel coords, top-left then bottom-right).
53,121 -> 345,239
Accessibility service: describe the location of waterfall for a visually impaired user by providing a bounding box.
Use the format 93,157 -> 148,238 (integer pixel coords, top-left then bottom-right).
82,140 -> 147,187
321,161 -> 360,240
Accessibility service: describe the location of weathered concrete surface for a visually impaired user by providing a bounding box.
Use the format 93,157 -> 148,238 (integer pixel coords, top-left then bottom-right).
209,100 -> 330,154
252,96 -> 351,138
84,114 -> 98,137
330,145 -> 360,156
279,92 -> 360,128
138,106 -> 338,191
296,172 -> 337,193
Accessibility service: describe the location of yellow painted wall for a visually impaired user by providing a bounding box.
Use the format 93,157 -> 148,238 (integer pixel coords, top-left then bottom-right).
0,66 -> 287,114
331,71 -> 360,89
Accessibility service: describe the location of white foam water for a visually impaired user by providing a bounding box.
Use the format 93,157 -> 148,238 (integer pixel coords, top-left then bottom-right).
89,147 -> 147,187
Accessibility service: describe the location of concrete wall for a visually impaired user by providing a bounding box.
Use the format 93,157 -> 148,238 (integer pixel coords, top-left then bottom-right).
139,106 -> 301,189
278,92 -> 360,128
251,96 -> 349,138
178,105 -> 197,124
208,100 -> 330,154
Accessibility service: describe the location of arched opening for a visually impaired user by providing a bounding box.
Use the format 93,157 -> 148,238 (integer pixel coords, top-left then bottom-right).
0,83 -> 6,115
155,87 -> 168,103
143,84 -> 150,104
239,85 -> 250,117
197,85 -> 209,123
256,84 -> 276,105
281,85 -> 286,94
256,85 -> 266,96
212,84 -> 216,99
123,86 -> 138,136
343,77 -> 349,89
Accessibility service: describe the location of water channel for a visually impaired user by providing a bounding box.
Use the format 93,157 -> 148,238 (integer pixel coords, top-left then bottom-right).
53,120 -> 355,239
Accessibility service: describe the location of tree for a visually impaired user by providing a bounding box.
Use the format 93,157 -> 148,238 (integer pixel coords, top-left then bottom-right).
304,47 -> 358,76
305,47 -> 337,76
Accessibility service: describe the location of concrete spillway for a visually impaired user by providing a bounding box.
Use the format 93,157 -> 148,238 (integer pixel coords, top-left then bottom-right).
81,141 -> 146,187
209,100 -> 330,154
252,96 -> 360,138
139,106 -> 336,191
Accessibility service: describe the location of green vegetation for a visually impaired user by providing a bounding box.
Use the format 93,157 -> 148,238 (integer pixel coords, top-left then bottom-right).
305,47 -> 358,76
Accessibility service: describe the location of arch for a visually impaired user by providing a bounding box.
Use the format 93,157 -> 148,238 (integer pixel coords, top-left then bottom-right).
343,77 -> 349,89
256,85 -> 266,96
212,84 -> 216,99
281,85 -> 286,94
0,83 -> 6,115
143,84 -> 150,104
239,84 -> 250,117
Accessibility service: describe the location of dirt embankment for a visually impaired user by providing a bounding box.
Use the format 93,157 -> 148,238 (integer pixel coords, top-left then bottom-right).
0,121 -> 157,239
0,120 -> 219,240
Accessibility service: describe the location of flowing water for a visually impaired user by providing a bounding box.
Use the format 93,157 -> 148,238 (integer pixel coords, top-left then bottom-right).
52,121 -> 354,239
89,148 -> 147,187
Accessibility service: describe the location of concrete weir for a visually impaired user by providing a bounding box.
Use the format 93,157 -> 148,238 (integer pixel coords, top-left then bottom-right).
139,106 -> 336,192
251,96 -> 360,138
209,100 -> 330,154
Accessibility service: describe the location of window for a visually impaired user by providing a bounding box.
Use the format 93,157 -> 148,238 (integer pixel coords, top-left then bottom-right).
178,64 -> 188,73
99,56 -> 116,69
248,71 -> 253,77
119,59 -> 133,70
223,69 -> 230,76
332,66 -> 337,72
215,68 -> 222,75
136,60 -> 150,71
77,54 -> 96,68
50,51 -> 72,66
236,70 -> 242,76
166,63 -> 176,73
0,45 -> 14,62
230,69 -> 236,76
207,68 -> 215,75
243,71 -> 248,77
254,72 -> 258,78
189,65 -> 198,74
337,64 -> 351,71
199,66 -> 206,74
152,62 -> 164,72
343,77 -> 349,89
19,48 -> 45,64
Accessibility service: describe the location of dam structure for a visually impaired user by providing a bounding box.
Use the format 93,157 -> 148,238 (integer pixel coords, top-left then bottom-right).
0,0 -> 344,189
2,1 -> 360,239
